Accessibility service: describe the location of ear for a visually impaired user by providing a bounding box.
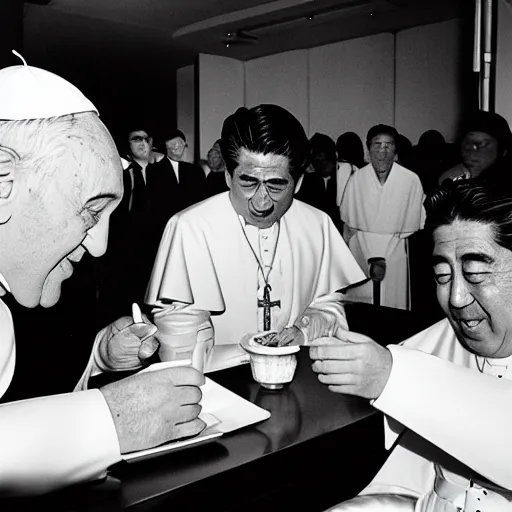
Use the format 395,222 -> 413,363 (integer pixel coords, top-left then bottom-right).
0,146 -> 17,225
225,170 -> 232,189
294,173 -> 305,194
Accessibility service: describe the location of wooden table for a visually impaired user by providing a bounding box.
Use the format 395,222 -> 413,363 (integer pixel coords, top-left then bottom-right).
3,304 -> 435,512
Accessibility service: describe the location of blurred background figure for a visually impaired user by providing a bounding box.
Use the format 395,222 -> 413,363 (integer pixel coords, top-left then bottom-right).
150,128 -> 206,221
412,130 -> 448,194
395,133 -> 415,170
438,110 -> 512,186
336,131 -> 366,170
203,139 -> 229,198
341,124 -> 425,310
335,131 -> 365,209
296,132 -> 342,232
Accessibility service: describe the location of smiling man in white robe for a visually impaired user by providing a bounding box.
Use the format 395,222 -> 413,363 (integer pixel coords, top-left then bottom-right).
311,180 -> 512,511
146,105 -> 365,370
0,56 -> 205,496
340,124 -> 425,310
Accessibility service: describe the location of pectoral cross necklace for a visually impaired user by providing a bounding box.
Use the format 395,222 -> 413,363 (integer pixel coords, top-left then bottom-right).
240,222 -> 281,331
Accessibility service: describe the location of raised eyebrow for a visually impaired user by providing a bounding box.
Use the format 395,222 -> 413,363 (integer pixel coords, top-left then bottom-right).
461,252 -> 495,265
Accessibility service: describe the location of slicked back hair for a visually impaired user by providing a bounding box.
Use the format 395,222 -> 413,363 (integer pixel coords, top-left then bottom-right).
220,104 -> 309,182
425,180 -> 512,252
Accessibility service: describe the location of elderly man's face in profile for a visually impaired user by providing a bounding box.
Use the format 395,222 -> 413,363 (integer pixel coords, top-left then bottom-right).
226,148 -> 296,229
433,219 -> 512,358
9,114 -> 123,308
128,130 -> 151,161
461,131 -> 499,175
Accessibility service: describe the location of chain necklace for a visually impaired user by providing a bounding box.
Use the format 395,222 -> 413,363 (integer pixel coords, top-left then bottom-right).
238,220 -> 281,331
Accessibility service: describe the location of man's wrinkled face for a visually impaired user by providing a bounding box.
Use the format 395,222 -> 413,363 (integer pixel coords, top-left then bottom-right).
369,134 -> 396,174
433,220 -> 512,358
9,115 -> 123,308
128,130 -> 151,161
166,136 -> 186,161
461,131 -> 499,175
207,143 -> 223,171
227,148 -> 295,229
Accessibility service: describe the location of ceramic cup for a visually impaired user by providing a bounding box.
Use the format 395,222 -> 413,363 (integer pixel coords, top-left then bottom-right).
240,332 -> 300,390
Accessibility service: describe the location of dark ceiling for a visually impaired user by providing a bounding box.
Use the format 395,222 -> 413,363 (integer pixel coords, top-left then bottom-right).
25,0 -> 466,68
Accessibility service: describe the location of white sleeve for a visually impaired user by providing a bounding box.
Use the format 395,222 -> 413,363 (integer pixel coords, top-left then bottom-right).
0,389 -> 121,496
294,293 -> 348,344
373,345 -> 512,490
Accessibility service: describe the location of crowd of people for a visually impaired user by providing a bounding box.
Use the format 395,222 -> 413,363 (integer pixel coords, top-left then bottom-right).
2,55 -> 512,512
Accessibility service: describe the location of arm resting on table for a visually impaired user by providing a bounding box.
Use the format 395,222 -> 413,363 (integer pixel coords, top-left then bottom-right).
0,389 -> 121,496
373,344 -> 512,490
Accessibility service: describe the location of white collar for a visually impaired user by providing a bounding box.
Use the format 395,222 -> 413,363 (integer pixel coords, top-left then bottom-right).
0,272 -> 11,294
237,214 -> 278,234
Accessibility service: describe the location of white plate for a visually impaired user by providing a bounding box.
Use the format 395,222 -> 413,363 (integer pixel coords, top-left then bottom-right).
122,375 -> 270,463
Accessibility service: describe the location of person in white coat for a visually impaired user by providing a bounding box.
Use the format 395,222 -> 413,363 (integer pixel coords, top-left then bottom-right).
311,180 -> 512,511
0,56 -> 205,496
340,124 -> 425,310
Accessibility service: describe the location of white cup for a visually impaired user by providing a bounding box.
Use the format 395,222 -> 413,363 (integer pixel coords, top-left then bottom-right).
153,308 -> 213,371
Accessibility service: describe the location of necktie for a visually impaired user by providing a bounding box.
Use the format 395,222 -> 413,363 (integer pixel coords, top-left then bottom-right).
130,165 -> 146,214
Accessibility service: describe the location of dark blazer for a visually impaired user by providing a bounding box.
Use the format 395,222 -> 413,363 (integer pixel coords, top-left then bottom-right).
295,172 -> 342,232
146,158 -> 206,226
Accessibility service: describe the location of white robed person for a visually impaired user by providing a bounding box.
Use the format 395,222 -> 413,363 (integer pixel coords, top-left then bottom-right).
146,105 -> 365,370
310,181 -> 512,511
340,124 -> 425,310
0,54 -> 206,496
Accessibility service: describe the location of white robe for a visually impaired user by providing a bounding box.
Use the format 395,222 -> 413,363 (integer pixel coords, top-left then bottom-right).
146,193 -> 365,369
336,161 -> 358,207
340,163 -> 425,310
0,297 -> 121,496
359,319 -> 512,510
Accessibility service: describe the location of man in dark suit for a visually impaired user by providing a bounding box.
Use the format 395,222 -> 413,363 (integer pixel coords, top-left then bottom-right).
296,133 -> 342,232
96,126 -> 169,324
148,129 -> 206,223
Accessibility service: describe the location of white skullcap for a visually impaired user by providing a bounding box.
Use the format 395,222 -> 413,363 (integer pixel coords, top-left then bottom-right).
0,50 -> 98,121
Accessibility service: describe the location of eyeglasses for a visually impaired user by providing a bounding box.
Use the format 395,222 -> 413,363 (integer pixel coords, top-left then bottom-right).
130,136 -> 150,143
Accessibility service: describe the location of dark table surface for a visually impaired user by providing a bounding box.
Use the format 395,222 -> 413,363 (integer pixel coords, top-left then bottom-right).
3,303 -> 437,512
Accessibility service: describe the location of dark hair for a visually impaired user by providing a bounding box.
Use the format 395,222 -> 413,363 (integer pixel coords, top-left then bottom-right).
309,132 -> 336,161
220,104 -> 309,181
418,130 -> 445,149
336,131 -> 365,168
425,180 -> 512,251
396,134 -> 413,157
461,110 -> 512,153
164,129 -> 186,143
366,124 -> 398,149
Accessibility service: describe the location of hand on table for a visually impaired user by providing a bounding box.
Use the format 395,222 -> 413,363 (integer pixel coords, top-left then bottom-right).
101,366 -> 206,454
96,315 -> 159,371
309,330 -> 392,400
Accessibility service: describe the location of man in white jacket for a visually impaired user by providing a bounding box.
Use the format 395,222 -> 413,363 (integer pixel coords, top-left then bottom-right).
0,57 -> 205,496
311,180 -> 512,511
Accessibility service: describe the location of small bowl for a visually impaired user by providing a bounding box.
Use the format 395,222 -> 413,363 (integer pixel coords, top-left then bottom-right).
240,332 -> 300,390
